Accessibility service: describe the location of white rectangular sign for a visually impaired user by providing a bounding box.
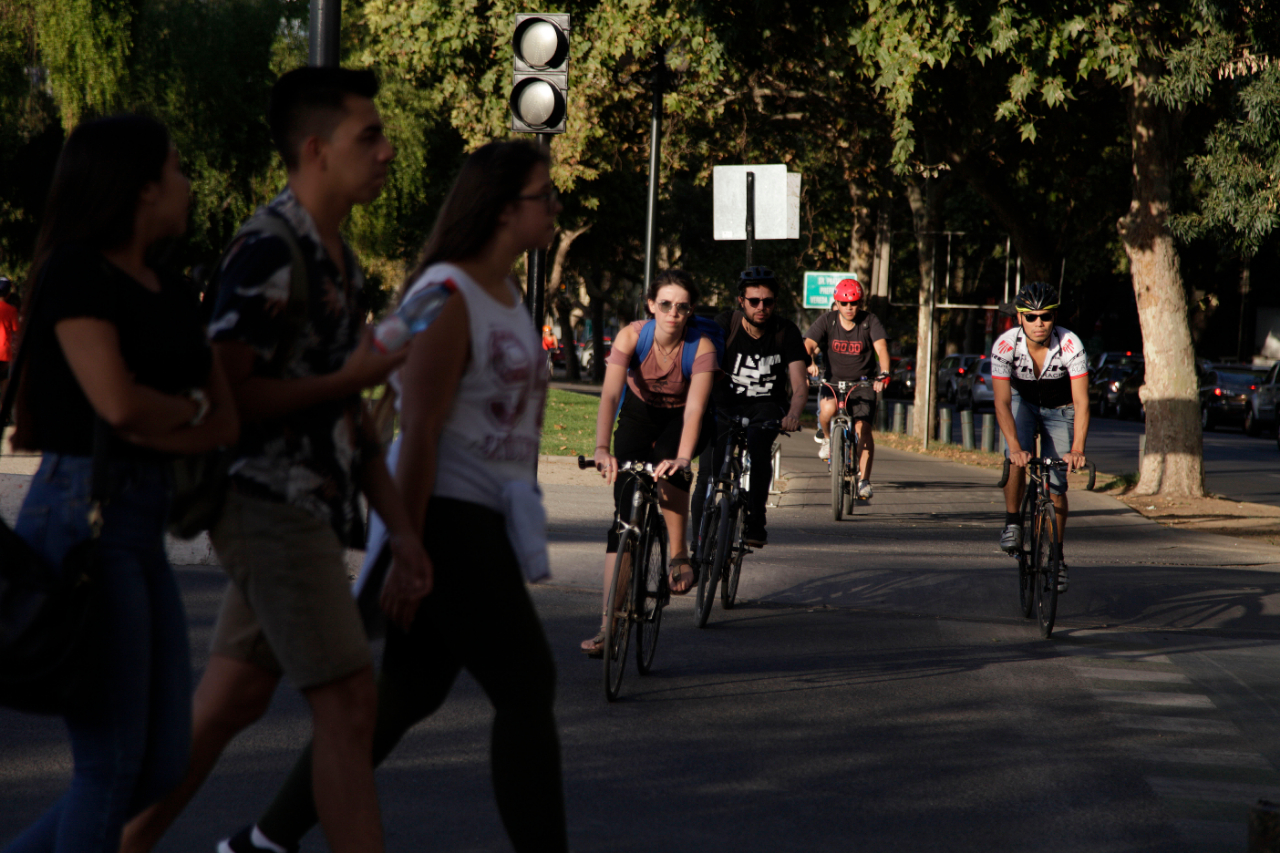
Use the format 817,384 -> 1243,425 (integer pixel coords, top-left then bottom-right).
712,164 -> 801,241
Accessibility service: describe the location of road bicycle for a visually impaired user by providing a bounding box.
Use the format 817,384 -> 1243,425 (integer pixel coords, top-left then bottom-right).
693,415 -> 783,629
998,456 -> 1096,638
815,378 -> 875,521
578,456 -> 670,701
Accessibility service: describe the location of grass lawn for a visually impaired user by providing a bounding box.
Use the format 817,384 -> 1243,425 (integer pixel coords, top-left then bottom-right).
541,388 -> 603,458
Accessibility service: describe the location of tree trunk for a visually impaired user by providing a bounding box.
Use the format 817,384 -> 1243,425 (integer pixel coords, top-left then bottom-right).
547,225 -> 590,383
1118,65 -> 1203,497
907,176 -> 944,441
848,180 -> 875,284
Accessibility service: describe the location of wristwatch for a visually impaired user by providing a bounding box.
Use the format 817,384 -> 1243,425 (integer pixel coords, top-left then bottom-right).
186,388 -> 210,426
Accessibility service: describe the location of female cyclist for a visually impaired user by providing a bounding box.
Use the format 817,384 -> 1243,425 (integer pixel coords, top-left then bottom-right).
224,140 -> 567,853
581,269 -> 717,655
5,115 -> 237,852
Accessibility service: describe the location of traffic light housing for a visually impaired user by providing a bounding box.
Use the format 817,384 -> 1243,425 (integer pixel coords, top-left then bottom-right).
510,13 -> 569,134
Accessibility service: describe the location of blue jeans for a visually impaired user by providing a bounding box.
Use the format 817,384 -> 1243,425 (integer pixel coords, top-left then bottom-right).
5,455 -> 191,853
1006,394 -> 1075,495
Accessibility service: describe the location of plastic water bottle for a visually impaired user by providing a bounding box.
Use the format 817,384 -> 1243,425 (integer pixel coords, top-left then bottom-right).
372,282 -> 455,353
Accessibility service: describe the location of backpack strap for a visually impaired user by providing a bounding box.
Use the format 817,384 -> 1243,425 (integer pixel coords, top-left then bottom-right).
681,322 -> 701,379
725,310 -> 744,353
633,319 -> 656,370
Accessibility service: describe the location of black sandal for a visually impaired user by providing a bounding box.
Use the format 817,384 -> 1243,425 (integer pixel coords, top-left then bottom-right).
668,558 -> 695,595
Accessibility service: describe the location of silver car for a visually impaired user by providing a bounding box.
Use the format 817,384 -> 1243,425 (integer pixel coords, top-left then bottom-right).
957,357 -> 994,409
936,353 -> 982,404
1244,361 -> 1280,436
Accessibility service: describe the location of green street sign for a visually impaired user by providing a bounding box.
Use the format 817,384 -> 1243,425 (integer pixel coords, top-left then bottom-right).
803,271 -> 854,310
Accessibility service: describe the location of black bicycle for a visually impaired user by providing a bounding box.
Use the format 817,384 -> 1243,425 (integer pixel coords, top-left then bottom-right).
999,456 -> 1096,638
693,416 -> 783,628
578,456 -> 669,701
815,378 -> 874,521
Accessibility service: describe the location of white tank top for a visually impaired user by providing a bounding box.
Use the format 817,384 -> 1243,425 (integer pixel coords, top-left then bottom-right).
393,262 -> 546,510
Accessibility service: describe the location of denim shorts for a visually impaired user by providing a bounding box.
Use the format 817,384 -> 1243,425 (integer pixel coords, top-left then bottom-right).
1007,394 -> 1075,495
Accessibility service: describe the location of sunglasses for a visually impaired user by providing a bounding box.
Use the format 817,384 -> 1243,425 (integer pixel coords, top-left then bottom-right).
516,187 -> 559,212
743,296 -> 776,308
655,300 -> 692,316
1021,311 -> 1055,323
836,300 -> 858,307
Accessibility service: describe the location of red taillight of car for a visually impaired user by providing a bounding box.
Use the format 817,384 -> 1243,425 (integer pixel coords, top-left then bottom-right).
1214,388 -> 1223,397
1251,385 -> 1258,390
958,368 -> 966,375
977,377 -> 985,384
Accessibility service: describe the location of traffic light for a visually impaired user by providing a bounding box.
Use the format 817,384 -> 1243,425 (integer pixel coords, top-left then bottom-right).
510,13 -> 569,134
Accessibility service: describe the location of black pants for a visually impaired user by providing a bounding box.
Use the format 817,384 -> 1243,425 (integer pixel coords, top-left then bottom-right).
607,391 -> 710,552
690,407 -> 781,552
257,498 -> 567,852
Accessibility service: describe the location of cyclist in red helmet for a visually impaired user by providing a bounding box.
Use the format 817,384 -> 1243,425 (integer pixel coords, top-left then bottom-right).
803,277 -> 891,499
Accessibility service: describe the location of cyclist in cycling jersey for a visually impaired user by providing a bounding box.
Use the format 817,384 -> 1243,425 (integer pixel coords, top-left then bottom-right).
992,281 -> 1090,592
804,278 -> 890,499
691,266 -> 808,549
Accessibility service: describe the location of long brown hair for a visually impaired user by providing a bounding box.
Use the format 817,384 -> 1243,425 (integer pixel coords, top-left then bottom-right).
11,114 -> 171,449
402,140 -> 550,293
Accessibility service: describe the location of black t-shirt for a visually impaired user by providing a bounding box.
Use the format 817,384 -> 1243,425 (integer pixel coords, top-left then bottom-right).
804,309 -> 887,381
713,310 -> 808,414
19,244 -> 212,457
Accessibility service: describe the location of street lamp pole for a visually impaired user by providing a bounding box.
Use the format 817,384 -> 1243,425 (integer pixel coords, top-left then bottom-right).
308,0 -> 341,67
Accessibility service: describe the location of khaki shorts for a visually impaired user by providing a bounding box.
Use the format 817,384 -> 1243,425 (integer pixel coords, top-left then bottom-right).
210,490 -> 370,690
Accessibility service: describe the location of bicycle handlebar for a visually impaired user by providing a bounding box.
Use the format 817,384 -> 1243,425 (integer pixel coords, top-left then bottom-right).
997,457 -> 1098,491
577,455 -> 658,477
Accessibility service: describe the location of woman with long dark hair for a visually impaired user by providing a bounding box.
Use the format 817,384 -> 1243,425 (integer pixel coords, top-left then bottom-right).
222,140 -> 567,853
3,115 -> 237,852
579,268 -> 716,655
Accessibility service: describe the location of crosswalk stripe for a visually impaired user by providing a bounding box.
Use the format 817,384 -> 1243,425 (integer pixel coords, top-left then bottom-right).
1071,665 -> 1191,683
1101,712 -> 1241,735
1091,689 -> 1216,709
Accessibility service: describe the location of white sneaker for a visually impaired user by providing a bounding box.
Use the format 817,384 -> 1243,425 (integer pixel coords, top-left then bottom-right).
999,524 -> 1022,554
1057,563 -> 1069,593
817,438 -> 830,461
814,426 -> 825,442
857,481 -> 873,500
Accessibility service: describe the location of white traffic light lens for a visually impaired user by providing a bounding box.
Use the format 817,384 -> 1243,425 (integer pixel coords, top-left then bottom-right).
517,20 -> 561,69
517,80 -> 558,126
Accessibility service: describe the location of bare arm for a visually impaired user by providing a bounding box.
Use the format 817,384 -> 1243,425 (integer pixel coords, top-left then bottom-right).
377,291 -> 470,628
592,324 -> 637,484
119,357 -> 239,453
804,337 -> 821,376
1065,374 -> 1090,470
784,360 -> 807,432
214,329 -> 407,424
872,339 -> 891,392
993,379 -> 1028,466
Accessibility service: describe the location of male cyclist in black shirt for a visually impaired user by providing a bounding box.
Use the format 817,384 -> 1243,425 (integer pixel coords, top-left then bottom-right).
804,278 -> 890,500
691,266 -> 808,548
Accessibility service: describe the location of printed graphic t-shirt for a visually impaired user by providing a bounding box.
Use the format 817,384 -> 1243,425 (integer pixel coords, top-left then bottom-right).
713,311 -> 807,414
804,310 -> 887,381
990,325 -> 1089,408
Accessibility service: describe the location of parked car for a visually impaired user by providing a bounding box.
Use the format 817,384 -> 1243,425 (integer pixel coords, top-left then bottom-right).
888,356 -> 915,399
1244,361 -> 1280,436
1116,363 -> 1146,420
578,336 -> 612,372
1200,365 -> 1269,431
1089,350 -> 1143,374
956,356 -> 994,409
936,353 -> 982,403
1088,364 -> 1136,418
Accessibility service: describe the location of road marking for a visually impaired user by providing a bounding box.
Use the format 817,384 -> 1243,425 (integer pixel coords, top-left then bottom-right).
1102,712 -> 1241,735
1071,665 -> 1191,684
1147,776 -> 1280,804
1134,747 -> 1272,769
1091,689 -> 1216,709
1055,645 -> 1174,664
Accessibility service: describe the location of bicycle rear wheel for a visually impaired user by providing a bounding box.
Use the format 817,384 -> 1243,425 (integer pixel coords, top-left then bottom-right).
830,427 -> 845,521
845,435 -> 858,516
604,534 -> 635,701
1017,494 -> 1036,618
635,513 -> 667,675
694,499 -> 720,628
1034,502 -> 1060,638
721,495 -> 745,610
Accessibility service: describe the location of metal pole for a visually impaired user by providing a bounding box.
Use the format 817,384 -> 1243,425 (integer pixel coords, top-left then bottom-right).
526,134 -> 551,323
308,0 -> 341,67
922,239 -> 936,451
745,171 -> 756,266
1003,236 -> 1011,305
641,47 -> 665,303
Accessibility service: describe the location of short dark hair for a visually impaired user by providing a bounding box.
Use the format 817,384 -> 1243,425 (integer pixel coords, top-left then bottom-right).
647,268 -> 699,306
268,67 -> 379,170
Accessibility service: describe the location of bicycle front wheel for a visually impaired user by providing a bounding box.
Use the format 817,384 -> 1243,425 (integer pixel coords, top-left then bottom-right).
721,495 -> 745,610
1017,494 -> 1036,619
1034,502 -> 1060,638
604,534 -> 635,701
830,426 -> 845,521
694,499 -> 720,628
635,513 -> 667,675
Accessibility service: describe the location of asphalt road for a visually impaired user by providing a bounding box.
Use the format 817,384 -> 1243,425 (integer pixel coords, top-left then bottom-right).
4,442 -> 1280,852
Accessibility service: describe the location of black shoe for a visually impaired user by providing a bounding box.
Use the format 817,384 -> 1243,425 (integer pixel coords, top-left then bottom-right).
744,525 -> 767,548
218,827 -> 298,853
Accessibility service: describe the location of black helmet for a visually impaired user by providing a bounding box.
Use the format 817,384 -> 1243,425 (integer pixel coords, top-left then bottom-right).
1014,281 -> 1060,313
738,265 -> 777,294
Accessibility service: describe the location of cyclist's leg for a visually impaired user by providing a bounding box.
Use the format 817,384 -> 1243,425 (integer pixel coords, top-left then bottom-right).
744,421 -> 780,539
848,388 -> 878,482
1001,393 -> 1036,549
817,388 -> 837,455
690,421 -> 730,554
1038,403 -> 1076,542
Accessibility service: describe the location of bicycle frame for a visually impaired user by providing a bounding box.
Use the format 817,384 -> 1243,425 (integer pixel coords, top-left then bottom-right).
818,379 -> 873,520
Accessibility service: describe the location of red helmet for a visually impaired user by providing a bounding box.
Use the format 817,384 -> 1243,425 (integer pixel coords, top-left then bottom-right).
834,278 -> 863,303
